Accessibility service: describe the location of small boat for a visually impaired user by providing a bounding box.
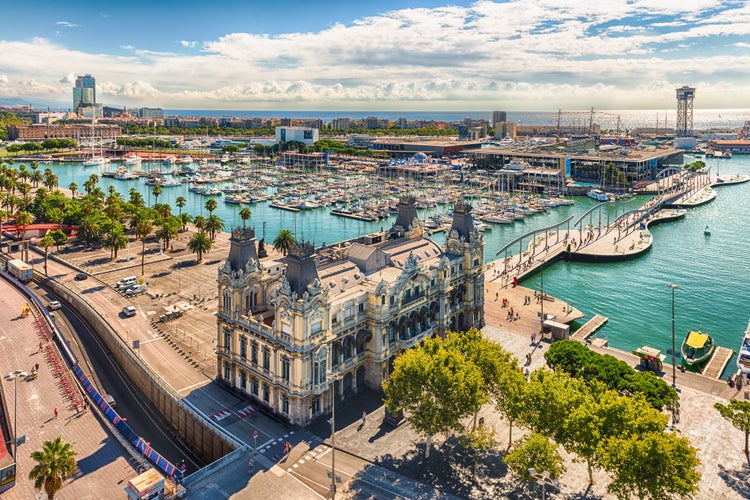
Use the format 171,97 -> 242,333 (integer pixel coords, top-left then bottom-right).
704,225 -> 711,236
681,329 -> 716,367
737,320 -> 750,375
124,154 -> 142,165
83,156 -> 109,167
587,189 -> 610,202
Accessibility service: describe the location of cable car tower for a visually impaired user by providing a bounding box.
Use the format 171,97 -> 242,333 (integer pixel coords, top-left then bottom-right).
674,86 -> 696,149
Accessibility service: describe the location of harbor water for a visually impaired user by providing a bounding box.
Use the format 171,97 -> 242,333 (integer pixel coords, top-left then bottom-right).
37,154 -> 750,375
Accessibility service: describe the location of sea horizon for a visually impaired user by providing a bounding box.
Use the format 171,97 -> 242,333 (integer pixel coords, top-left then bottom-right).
165,108 -> 750,131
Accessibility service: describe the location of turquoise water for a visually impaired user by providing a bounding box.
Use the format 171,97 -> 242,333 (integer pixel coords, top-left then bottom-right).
37,156 -> 750,373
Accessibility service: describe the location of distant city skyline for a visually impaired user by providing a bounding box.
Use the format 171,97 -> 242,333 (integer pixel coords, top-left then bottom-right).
1,1 -> 749,111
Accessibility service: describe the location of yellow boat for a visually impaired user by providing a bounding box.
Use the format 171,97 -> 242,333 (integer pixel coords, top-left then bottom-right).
681,329 -> 715,367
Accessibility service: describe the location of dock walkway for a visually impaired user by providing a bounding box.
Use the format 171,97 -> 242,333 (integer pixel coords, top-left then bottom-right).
570,314 -> 608,341
703,346 -> 735,379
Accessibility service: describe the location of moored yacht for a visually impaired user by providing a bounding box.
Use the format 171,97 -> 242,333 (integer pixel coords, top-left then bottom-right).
587,189 -> 610,202
737,320 -> 750,375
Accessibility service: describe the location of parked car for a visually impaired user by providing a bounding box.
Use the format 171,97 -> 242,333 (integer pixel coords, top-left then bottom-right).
47,301 -> 62,311
75,272 -> 88,281
122,305 -> 137,317
103,394 -> 117,408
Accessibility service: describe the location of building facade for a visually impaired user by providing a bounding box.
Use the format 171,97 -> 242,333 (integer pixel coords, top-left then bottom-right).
275,126 -> 319,146
215,197 -> 485,425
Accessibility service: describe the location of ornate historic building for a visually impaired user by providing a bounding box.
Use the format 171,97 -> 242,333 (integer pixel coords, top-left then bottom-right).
216,196 -> 485,425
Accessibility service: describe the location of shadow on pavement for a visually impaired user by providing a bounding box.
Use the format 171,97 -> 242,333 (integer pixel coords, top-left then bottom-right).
717,461 -> 750,498
306,388 -> 384,439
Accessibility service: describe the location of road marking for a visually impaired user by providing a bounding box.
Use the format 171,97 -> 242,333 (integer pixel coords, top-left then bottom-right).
237,405 -> 256,418
209,409 -> 231,421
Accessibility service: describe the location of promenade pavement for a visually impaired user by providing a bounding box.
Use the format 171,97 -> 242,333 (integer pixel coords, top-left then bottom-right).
0,278 -> 140,500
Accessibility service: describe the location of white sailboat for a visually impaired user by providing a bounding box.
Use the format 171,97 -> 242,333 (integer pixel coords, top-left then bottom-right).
83,119 -> 110,167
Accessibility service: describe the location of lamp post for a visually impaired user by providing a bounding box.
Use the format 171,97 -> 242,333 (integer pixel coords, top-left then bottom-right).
539,260 -> 545,334
6,370 -> 27,464
667,284 -> 679,388
528,468 -> 560,500
326,371 -> 339,499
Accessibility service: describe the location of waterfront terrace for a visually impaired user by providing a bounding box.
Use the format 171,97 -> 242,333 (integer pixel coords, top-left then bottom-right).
468,144 -> 684,186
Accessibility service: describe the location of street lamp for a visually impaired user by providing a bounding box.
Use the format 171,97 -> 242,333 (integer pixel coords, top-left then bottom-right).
528,468 -> 560,500
667,284 -> 679,388
539,260 -> 545,334
326,371 -> 340,499
6,370 -> 27,464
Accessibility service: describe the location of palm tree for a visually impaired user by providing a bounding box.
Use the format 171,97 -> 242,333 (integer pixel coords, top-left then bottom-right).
205,214 -> 224,241
135,219 -> 154,275
175,196 -> 187,218
188,230 -> 213,263
152,184 -> 163,206
239,207 -> 252,227
28,436 -> 77,500
205,198 -> 217,216
193,215 -> 206,233
179,212 -> 193,232
15,210 -> 34,241
155,217 -> 180,250
68,181 -> 78,199
273,229 -> 296,256
103,225 -> 128,260
40,232 -> 55,276
129,187 -> 144,207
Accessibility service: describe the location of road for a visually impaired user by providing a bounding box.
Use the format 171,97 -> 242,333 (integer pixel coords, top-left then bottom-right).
29,278 -> 207,473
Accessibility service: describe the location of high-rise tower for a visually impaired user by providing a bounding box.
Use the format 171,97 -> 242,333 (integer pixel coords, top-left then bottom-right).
675,86 -> 695,137
73,74 -> 96,112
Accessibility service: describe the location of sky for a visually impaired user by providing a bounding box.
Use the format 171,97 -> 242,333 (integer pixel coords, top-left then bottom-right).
1,0 -> 749,112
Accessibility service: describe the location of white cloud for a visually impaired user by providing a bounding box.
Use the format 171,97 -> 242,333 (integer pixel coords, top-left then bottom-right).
56,21 -> 81,28
3,1 -> 750,110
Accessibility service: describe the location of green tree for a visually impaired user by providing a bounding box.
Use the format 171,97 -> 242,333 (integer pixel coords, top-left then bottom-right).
135,218 -> 154,276
239,207 -> 252,227
503,432 -> 565,483
180,212 -> 193,231
151,184 -> 163,206
15,210 -> 34,241
205,197 -> 217,215
175,195 -> 187,218
273,228 -> 296,256
715,399 -> 750,455
155,216 -> 180,250
602,431 -> 701,499
383,336 -> 485,458
103,224 -> 128,260
566,388 -> 667,485
205,214 -> 224,241
48,229 -> 67,251
188,230 -> 213,262
28,436 -> 78,500
40,232 -> 55,276
493,361 -> 527,445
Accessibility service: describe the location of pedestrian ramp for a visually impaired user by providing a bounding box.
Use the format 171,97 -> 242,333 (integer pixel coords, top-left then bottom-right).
571,314 -> 608,341
702,346 -> 734,379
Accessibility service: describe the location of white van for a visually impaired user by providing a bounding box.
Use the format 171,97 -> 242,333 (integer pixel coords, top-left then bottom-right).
116,276 -> 138,290
125,284 -> 148,296
122,305 -> 137,317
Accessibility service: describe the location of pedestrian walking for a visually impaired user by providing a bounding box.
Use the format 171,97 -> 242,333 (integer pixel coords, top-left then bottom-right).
362,410 -> 367,425
53,407 -> 58,418
531,331 -> 536,345
248,457 -> 254,472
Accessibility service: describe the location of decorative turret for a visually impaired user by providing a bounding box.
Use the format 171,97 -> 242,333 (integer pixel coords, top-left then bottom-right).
393,195 -> 418,231
449,201 -> 475,242
284,241 -> 319,297
226,227 -> 259,272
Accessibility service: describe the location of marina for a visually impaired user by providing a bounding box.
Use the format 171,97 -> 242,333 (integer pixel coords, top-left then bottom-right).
7,150 -> 750,379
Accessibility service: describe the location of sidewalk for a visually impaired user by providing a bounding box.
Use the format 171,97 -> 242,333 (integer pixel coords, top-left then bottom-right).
0,278 -> 139,500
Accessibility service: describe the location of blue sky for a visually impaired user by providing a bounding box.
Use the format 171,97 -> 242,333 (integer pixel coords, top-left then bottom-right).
1,0 -> 749,111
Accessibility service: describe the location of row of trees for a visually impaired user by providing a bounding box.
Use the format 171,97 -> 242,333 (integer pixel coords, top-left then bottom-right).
383,330 -> 701,499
